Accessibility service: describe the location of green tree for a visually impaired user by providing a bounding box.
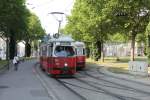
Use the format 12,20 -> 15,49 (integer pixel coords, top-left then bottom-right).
145,22 -> 150,64
0,0 -> 45,58
109,0 -> 150,61
64,0 -> 112,61
64,0 -> 150,62
0,0 -> 30,59
25,13 -> 45,57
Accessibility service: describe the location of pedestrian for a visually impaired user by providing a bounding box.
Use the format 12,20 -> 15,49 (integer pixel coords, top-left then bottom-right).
15,56 -> 19,64
13,56 -> 18,71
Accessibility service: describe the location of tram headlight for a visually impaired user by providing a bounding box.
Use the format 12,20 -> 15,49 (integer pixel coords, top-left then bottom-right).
64,63 -> 68,67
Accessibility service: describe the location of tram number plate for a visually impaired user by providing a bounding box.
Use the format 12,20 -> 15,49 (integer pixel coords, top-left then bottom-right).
60,42 -> 71,45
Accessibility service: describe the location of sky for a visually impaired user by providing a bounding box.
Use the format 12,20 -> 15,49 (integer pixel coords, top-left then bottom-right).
26,0 -> 75,34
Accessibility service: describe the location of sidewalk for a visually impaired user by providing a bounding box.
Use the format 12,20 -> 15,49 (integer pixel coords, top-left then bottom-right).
0,60 -> 50,100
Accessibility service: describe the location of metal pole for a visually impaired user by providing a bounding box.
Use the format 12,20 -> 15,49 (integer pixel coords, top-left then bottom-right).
58,20 -> 61,34
49,12 -> 64,35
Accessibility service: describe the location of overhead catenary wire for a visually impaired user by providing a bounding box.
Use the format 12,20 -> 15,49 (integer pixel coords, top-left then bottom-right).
26,0 -> 55,9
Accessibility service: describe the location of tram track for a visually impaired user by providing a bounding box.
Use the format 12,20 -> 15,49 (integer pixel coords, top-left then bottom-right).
76,78 -> 136,91
57,77 -> 140,100
97,68 -> 150,87
34,63 -> 87,100
55,79 -> 87,100
73,76 -> 140,100
84,67 -> 150,93
57,79 -> 105,93
54,69 -> 141,100
87,65 -> 150,87
34,62 -> 150,100
35,62 -> 125,100
59,79 -> 137,100
82,70 -> 150,96
78,70 -> 140,92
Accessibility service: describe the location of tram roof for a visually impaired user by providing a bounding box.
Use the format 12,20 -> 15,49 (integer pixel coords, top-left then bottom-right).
74,41 -> 85,47
49,35 -> 74,42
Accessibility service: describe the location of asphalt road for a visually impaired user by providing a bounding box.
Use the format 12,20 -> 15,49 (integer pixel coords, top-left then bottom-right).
1,60 -> 150,100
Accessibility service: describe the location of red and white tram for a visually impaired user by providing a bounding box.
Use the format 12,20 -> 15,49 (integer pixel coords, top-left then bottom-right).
74,41 -> 86,70
39,35 -> 76,76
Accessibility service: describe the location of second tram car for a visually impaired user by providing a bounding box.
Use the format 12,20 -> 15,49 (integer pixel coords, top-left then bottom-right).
40,35 -> 76,76
74,41 -> 86,70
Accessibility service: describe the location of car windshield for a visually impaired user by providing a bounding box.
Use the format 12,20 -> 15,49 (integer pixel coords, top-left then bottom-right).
54,46 -> 75,57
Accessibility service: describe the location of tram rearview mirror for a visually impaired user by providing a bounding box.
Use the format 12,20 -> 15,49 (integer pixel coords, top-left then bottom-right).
53,33 -> 59,39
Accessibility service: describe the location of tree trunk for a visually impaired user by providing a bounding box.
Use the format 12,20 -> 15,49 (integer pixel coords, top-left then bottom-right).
9,35 -> 16,59
147,35 -> 150,65
86,47 -> 90,58
91,43 -> 95,59
130,34 -> 136,61
25,41 -> 31,57
115,43 -> 120,61
96,41 -> 101,59
101,41 -> 104,62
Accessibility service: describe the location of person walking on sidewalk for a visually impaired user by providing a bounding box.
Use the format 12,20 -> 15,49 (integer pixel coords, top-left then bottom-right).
13,56 -> 19,71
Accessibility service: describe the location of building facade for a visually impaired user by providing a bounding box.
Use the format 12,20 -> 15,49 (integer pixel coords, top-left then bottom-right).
0,38 -> 25,59
104,42 -> 145,57
0,38 -> 6,60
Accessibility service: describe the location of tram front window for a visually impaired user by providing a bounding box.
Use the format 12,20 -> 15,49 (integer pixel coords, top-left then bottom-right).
55,46 -> 75,57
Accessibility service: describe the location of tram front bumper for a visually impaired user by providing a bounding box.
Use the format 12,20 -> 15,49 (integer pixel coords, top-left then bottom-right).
53,67 -> 75,71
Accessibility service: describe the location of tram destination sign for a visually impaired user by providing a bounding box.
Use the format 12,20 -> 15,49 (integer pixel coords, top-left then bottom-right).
60,42 -> 71,46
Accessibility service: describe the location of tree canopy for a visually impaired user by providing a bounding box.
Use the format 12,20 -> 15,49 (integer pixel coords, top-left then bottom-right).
24,13 -> 46,57
0,0 -> 46,59
64,0 -> 150,61
0,0 -> 29,39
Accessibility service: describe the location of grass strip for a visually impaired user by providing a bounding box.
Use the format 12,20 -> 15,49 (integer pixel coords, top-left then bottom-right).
86,56 -> 147,74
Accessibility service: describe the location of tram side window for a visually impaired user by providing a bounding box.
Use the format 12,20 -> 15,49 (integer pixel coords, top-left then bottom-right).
42,46 -> 47,56
77,48 -> 83,56
40,48 -> 42,56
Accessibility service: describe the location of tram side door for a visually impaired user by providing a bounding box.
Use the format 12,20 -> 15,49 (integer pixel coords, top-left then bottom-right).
47,44 -> 53,72
41,46 -> 47,70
